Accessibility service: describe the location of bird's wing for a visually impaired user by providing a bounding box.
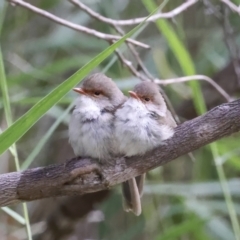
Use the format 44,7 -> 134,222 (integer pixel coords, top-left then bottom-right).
166,110 -> 177,128
150,110 -> 177,128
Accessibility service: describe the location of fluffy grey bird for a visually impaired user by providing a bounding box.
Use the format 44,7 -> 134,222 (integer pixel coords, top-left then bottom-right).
114,81 -> 177,216
69,73 -> 125,161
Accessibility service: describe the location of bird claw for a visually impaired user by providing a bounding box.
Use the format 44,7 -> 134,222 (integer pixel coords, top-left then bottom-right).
70,163 -> 110,188
94,167 -> 110,189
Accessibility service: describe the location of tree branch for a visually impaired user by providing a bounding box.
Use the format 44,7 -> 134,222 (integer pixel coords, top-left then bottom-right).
0,99 -> 240,207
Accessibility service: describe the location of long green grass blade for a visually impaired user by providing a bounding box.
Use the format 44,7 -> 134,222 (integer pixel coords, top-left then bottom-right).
0,46 -> 32,239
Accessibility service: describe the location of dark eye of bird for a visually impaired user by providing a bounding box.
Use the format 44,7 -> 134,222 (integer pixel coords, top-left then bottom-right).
144,97 -> 150,102
94,91 -> 101,96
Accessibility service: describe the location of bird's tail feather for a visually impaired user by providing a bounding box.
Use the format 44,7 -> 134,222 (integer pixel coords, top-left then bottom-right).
122,174 -> 145,216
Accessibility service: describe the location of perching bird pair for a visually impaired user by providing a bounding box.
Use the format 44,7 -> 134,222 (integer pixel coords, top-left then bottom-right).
69,73 -> 176,216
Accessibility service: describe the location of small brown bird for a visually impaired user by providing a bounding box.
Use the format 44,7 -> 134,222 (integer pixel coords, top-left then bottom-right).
69,73 -> 125,161
115,81 -> 176,216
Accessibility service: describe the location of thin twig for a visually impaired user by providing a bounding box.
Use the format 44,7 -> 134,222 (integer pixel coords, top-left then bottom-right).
114,49 -> 147,81
114,25 -> 154,80
69,0 -> 199,26
6,0 -> 150,49
154,75 -> 232,102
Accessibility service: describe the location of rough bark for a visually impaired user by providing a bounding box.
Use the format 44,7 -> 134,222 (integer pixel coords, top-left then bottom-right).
0,99 -> 240,207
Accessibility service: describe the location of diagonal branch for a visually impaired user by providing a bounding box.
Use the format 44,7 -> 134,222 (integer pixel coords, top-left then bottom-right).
0,99 -> 240,207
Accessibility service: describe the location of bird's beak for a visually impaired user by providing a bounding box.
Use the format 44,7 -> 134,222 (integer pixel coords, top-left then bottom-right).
73,87 -> 87,95
128,91 -> 140,100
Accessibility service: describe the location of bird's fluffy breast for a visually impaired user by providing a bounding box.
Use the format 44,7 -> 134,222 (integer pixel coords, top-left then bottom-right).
114,98 -> 174,156
69,96 -> 115,160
